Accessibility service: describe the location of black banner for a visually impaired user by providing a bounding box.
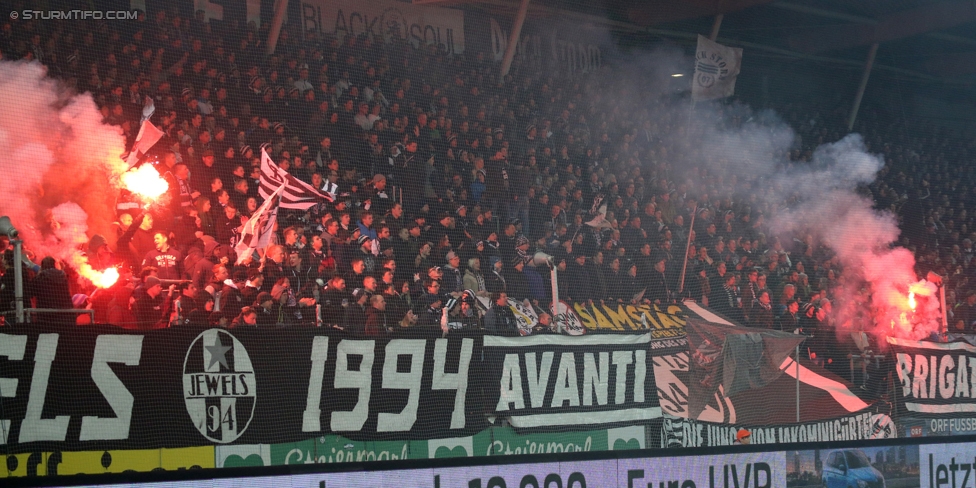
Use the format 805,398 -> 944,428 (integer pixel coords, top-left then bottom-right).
888,337 -> 976,417
0,326 -> 484,452
661,413 -> 896,448
483,333 -> 686,429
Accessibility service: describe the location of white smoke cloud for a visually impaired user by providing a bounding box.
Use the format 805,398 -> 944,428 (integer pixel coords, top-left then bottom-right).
593,43 -> 930,339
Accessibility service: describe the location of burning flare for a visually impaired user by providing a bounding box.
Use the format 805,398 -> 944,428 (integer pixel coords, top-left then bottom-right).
907,291 -> 916,311
77,262 -> 119,289
121,165 -> 168,200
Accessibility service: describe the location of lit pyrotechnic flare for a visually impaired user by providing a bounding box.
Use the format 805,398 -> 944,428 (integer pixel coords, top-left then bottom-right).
883,280 -> 938,339
77,262 -> 119,289
121,164 -> 168,201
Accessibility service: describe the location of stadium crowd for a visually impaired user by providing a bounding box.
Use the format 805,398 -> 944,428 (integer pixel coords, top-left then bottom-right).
1,9 -> 975,362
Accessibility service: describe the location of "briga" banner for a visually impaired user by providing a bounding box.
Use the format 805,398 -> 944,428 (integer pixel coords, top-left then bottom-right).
888,337 -> 976,415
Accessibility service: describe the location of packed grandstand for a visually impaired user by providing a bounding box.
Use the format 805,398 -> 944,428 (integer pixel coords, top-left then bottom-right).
1,0 -> 975,485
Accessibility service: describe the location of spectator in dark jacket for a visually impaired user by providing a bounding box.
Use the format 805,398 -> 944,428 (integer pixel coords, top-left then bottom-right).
484,292 -> 519,336
30,257 -> 73,325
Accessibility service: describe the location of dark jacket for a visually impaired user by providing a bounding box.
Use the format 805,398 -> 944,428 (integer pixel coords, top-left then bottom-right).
364,305 -> 389,336
484,303 -> 519,336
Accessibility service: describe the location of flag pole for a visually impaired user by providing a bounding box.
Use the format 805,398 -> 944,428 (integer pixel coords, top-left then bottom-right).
677,204 -> 697,294
796,343 -> 801,423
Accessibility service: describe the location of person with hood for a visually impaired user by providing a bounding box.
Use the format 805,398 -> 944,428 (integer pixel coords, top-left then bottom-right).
87,234 -> 116,271
189,237 -> 229,289
485,256 -> 507,293
462,257 -> 488,297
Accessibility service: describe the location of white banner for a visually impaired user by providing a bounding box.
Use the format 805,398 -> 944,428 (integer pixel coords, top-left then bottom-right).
693,35 -> 743,102
921,441 -> 976,488
299,0 -> 464,54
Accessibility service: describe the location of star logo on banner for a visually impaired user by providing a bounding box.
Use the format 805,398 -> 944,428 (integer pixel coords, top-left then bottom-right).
205,335 -> 231,370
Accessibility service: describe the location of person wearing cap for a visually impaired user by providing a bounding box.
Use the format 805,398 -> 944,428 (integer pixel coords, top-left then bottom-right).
132,276 -> 176,329
183,289 -> 217,327
734,429 -> 751,445
503,257 -> 530,301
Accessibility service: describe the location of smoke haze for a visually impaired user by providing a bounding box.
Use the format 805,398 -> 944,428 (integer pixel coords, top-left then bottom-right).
0,61 -> 128,284
594,43 -> 932,339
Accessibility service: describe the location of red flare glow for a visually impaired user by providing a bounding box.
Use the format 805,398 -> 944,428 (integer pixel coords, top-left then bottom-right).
121,165 -> 168,200
72,258 -> 119,289
907,292 -> 916,311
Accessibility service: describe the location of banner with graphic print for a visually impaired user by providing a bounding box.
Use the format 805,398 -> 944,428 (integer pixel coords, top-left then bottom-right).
693,35 -> 743,102
0,326 -> 484,454
887,337 -> 976,417
469,299 -> 692,337
653,342 -> 873,425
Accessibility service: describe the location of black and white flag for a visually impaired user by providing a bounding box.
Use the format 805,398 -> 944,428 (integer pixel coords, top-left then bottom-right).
235,183 -> 285,265
259,149 -> 334,209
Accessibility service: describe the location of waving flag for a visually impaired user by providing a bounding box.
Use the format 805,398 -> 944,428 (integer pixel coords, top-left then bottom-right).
258,149 -> 333,209
235,183 -> 286,265
124,120 -> 164,169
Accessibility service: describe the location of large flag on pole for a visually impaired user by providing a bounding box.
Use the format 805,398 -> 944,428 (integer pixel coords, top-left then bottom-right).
692,35 -> 743,102
235,182 -> 286,265
124,120 -> 164,169
258,149 -> 334,209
